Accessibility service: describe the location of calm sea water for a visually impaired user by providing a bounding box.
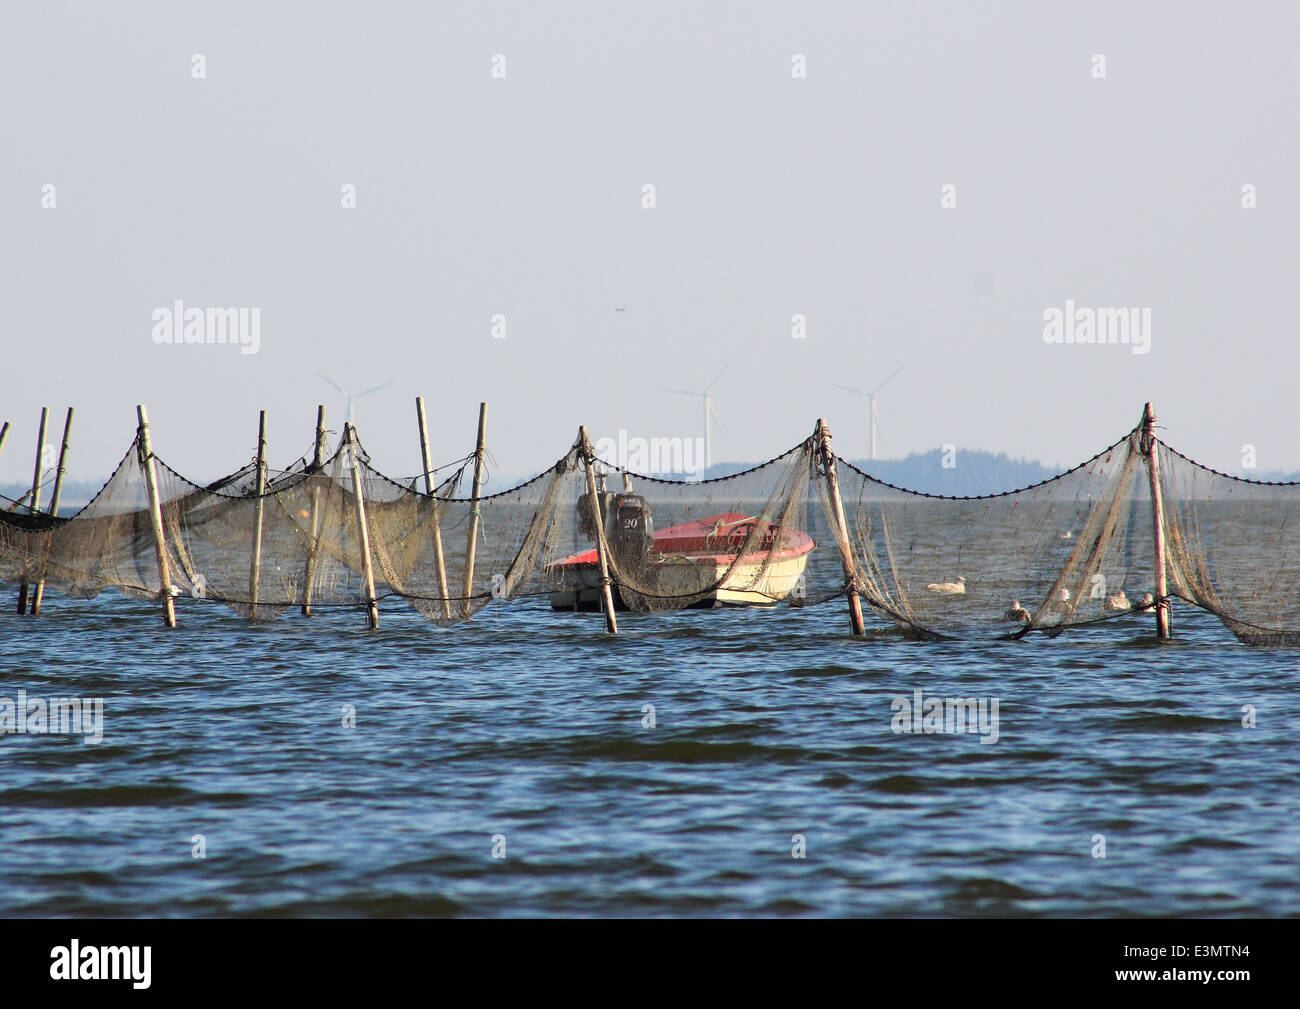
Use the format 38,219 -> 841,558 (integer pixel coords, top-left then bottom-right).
1,587 -> 1297,917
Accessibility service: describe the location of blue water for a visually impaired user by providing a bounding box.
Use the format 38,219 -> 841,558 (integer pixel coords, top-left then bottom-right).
1,589 -> 1297,917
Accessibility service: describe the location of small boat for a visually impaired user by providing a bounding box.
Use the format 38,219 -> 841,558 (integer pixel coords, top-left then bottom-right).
546,492 -> 814,611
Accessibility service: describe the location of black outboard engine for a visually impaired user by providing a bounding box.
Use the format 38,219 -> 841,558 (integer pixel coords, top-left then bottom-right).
607,493 -> 654,571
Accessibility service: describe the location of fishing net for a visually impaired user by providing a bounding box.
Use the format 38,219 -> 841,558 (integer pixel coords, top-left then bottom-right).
1157,442 -> 1300,645
829,425 -> 1159,639
0,439 -> 188,604
0,427 -> 583,626
3,411 -> 1300,644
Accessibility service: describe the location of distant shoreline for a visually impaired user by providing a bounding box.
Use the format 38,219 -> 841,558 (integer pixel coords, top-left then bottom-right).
7,448 -> 1298,511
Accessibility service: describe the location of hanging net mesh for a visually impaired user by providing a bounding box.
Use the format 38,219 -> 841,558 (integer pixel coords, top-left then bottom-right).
829,427 -> 1156,639
2,412 -> 1300,644
0,429 -> 582,627
1157,443 -> 1300,645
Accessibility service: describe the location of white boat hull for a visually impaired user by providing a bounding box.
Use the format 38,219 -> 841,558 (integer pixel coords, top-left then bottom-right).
549,552 -> 810,611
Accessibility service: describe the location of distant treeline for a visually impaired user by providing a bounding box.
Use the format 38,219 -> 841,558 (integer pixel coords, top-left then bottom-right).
704,448 -> 1058,495
847,449 -> 1058,496
712,449 -> 1300,496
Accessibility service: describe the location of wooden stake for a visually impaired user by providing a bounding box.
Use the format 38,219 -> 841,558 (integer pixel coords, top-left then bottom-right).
1142,402 -> 1171,640
29,408 -> 47,517
247,410 -> 268,620
816,418 -> 866,636
0,421 -> 10,461
462,402 -> 488,618
415,396 -> 452,620
31,407 -> 74,615
136,405 -> 176,627
301,405 -> 326,616
579,425 -> 619,634
16,407 -> 48,615
346,423 -> 379,629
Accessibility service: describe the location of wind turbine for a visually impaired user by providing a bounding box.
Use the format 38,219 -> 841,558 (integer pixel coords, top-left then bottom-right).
666,359 -> 729,476
832,366 -> 903,461
318,373 -> 393,426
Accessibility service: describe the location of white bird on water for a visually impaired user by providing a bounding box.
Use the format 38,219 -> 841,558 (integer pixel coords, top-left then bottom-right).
926,576 -> 966,595
1103,590 -> 1130,612
1003,600 -> 1031,624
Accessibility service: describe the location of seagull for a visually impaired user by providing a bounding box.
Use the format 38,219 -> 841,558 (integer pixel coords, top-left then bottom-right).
1135,592 -> 1155,612
1060,530 -> 1074,540
1057,587 -> 1071,603
926,576 -> 966,595
1103,590 -> 1130,612
1003,600 -> 1031,623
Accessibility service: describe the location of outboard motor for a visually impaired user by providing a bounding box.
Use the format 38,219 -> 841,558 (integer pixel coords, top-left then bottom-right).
607,493 -> 654,571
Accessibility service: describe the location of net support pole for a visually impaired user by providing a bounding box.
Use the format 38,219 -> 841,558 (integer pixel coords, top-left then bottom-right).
462,402 -> 488,618
247,410 -> 268,620
1142,402 -> 1171,640
816,418 -> 866,636
579,425 -> 619,634
0,421 -> 10,460
31,407 -> 74,616
301,405 -> 326,616
415,396 -> 452,621
346,423 -> 380,630
16,407 -> 48,615
136,405 -> 176,627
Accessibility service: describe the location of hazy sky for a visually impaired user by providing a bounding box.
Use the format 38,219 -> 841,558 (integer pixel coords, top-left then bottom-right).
2,1 -> 1297,487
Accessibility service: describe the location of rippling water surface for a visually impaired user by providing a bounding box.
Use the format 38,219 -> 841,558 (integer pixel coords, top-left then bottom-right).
2,589 -> 1297,917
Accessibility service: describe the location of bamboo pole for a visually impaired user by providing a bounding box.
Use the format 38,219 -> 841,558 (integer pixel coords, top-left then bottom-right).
0,421 -> 10,460
301,405 -> 327,616
16,407 -> 48,615
415,396 -> 452,620
136,405 -> 176,627
1143,402 -> 1171,640
579,425 -> 619,634
346,423 -> 379,629
247,410 -> 268,620
462,402 -> 488,618
816,418 -> 866,636
31,407 -> 74,615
